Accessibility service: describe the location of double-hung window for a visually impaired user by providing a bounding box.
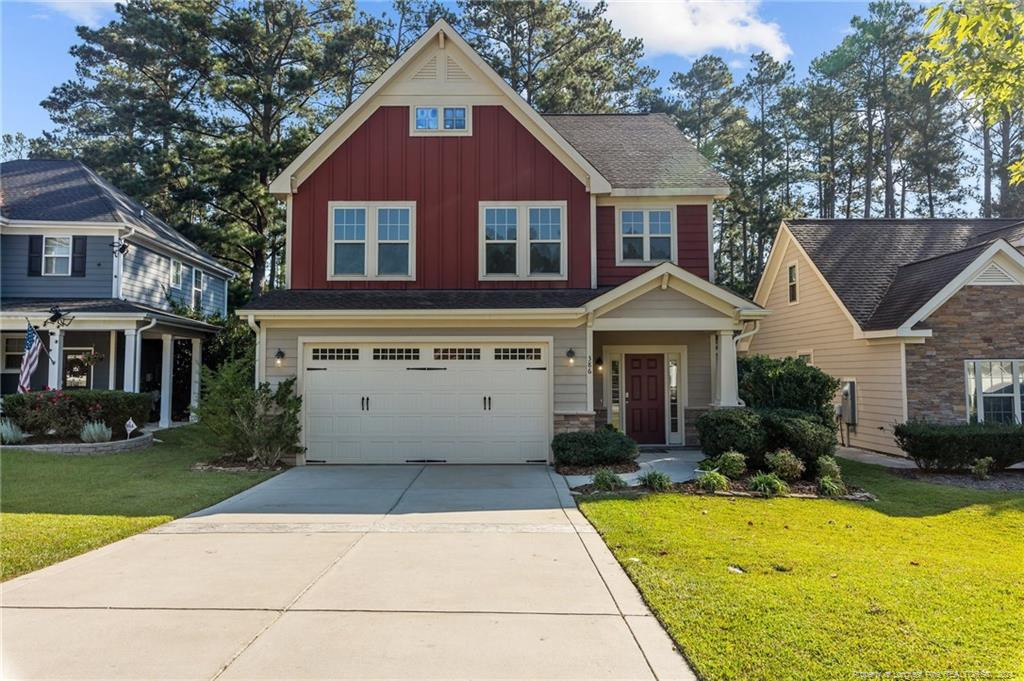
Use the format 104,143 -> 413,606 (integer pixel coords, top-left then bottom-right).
42,236 -> 72,275
965,360 -> 1022,424
192,269 -> 204,310
328,202 -> 415,280
1,335 -> 25,373
480,202 -> 567,280
787,263 -> 799,303
412,105 -> 470,135
616,208 -> 676,265
170,259 -> 184,289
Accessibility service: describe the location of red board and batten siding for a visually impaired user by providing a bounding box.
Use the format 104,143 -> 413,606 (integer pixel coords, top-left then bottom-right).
290,105 -> 591,289
595,205 -> 710,286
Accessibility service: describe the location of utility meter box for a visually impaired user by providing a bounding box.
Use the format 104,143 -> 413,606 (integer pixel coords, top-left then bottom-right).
841,380 -> 857,426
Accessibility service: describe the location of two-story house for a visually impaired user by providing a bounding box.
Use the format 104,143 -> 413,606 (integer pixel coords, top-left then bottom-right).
0,159 -> 234,427
240,21 -> 767,464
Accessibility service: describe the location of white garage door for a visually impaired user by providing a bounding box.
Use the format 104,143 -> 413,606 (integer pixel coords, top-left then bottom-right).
302,341 -> 550,464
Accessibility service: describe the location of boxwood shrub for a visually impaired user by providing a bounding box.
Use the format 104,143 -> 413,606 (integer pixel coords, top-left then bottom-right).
696,407 -> 836,469
893,421 -> 1024,471
551,429 -> 638,467
739,354 -> 841,427
760,410 -> 836,463
695,408 -> 767,458
2,389 -> 153,439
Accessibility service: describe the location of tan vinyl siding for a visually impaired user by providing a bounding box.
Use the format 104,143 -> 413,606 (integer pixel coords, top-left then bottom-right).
747,239 -> 906,454
601,287 -> 725,319
261,324 -> 588,413
594,330 -> 714,407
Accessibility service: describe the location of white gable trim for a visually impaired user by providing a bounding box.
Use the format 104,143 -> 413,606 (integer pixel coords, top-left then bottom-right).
269,20 -> 611,196
899,240 -> 1024,331
585,262 -> 766,320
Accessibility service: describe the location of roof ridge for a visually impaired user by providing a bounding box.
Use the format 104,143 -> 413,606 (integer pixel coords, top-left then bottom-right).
76,161 -> 135,225
967,218 -> 1024,240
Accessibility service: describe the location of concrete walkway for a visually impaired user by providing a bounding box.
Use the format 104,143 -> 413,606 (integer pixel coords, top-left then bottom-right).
562,449 -> 705,488
2,465 -> 695,680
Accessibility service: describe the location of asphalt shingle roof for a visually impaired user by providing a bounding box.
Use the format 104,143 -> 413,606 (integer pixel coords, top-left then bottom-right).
543,114 -> 729,191
0,298 -> 220,331
241,288 -> 611,312
0,159 -> 230,275
785,218 -> 1024,331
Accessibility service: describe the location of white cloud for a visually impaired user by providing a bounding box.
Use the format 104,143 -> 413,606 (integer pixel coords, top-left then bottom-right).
602,0 -> 792,61
37,0 -> 117,26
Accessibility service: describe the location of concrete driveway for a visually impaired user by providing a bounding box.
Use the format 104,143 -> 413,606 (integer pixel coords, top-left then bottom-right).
2,465 -> 694,680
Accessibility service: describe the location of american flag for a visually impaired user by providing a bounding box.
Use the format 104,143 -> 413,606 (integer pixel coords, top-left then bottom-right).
18,323 -> 42,394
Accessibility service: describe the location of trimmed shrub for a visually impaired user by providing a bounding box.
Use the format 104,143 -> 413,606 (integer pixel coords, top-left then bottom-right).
765,449 -> 805,481
739,354 -> 841,427
970,457 -> 995,481
637,470 -> 672,492
815,456 -> 842,480
592,468 -> 627,491
817,475 -> 847,497
552,429 -> 638,467
710,450 -> 747,479
195,360 -> 303,467
2,389 -> 152,439
761,411 -> 836,463
80,421 -> 112,443
893,421 -> 1024,471
696,470 -> 729,492
748,472 -> 789,497
0,418 -> 26,445
695,408 -> 766,458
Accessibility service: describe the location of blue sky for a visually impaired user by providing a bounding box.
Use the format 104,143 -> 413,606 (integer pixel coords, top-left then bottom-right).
1,0 -> 873,140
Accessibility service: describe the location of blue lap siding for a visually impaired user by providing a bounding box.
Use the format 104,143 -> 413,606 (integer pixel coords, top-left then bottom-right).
1,234 -> 113,298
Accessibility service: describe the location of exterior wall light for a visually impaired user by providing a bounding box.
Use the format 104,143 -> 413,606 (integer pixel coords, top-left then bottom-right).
595,356 -> 603,372
566,348 -> 576,365
274,348 -> 285,367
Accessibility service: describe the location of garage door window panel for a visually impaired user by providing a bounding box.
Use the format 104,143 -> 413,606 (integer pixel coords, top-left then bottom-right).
328,202 -> 415,280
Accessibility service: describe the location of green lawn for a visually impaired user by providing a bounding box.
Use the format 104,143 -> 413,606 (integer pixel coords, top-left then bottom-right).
1,425 -> 276,580
580,460 -> 1024,681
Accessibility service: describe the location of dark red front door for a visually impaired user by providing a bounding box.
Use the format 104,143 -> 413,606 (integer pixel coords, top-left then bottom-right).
626,354 -> 665,444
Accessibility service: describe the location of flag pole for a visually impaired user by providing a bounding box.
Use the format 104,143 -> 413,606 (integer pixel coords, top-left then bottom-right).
25,317 -> 56,366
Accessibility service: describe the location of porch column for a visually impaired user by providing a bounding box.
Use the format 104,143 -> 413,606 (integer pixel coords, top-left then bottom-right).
47,329 -> 64,390
189,338 -> 202,422
715,330 -> 741,407
159,333 -> 173,428
108,331 -> 117,390
123,329 -> 138,392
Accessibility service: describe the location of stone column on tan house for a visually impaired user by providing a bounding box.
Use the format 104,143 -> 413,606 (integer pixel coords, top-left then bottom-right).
554,412 -> 596,434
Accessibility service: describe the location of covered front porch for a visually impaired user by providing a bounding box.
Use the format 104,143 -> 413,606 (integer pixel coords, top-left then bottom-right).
580,264 -> 768,447
0,299 -> 218,427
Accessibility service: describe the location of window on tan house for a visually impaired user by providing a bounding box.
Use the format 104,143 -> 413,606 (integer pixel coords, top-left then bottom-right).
966,360 -> 1022,423
787,263 -> 798,303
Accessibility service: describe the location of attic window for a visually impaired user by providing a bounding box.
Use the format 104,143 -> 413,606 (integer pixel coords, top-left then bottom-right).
411,105 -> 471,136
787,263 -> 798,303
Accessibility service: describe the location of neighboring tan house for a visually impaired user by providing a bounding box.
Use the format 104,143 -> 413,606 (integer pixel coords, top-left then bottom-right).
239,20 -> 768,465
746,218 -> 1024,455
0,159 -> 234,426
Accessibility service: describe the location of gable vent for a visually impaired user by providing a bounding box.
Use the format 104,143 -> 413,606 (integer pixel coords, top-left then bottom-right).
445,56 -> 470,81
412,56 -> 438,81
971,262 -> 1019,285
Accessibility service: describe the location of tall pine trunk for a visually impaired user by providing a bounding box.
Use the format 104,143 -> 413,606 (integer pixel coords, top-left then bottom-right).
982,123 -> 992,218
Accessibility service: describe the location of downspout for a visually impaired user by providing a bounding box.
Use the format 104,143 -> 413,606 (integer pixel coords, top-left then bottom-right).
731,320 -> 760,408
134,316 -> 157,391
247,314 -> 261,388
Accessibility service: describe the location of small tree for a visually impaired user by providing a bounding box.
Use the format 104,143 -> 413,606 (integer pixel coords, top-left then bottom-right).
196,359 -> 303,467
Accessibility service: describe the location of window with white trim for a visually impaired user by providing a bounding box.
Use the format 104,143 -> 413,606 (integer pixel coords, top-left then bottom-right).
616,208 -> 675,265
328,203 -> 415,280
43,236 -> 72,276
965,360 -> 1022,424
192,269 -> 204,310
1,335 -> 25,373
411,106 -> 470,135
170,259 -> 184,289
787,263 -> 799,303
480,202 -> 567,279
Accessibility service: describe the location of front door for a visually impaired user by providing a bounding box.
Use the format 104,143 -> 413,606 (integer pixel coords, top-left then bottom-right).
626,354 -> 665,444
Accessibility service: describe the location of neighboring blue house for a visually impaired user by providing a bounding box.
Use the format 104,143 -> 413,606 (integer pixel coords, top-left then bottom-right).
0,159 -> 234,426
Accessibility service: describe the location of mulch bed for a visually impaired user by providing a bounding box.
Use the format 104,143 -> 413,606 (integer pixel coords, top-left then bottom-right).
572,475 -> 874,502
555,461 -> 640,476
191,453 -> 286,472
891,468 -> 1024,492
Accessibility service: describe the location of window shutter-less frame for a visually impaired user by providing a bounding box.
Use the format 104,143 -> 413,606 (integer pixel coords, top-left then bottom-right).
71,237 -> 87,277
27,236 -> 43,276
